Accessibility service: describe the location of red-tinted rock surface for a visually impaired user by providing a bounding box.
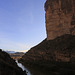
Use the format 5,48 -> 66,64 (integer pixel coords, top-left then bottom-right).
45,0 -> 75,40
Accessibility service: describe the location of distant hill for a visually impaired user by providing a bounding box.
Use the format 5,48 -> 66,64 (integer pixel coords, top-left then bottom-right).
5,51 -> 16,54
9,52 -> 24,60
5,50 -> 24,60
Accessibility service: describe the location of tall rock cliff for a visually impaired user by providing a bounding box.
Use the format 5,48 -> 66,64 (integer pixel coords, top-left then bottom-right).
19,0 -> 75,64
19,1 -> 75,74
45,0 -> 75,40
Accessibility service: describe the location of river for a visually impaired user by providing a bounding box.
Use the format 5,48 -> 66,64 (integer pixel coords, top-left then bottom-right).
16,60 -> 32,75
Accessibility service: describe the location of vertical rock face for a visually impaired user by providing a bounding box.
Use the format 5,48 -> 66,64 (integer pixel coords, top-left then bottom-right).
45,0 -> 75,40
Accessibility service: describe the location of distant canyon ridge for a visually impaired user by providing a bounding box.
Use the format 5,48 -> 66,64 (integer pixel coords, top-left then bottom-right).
45,0 -> 75,40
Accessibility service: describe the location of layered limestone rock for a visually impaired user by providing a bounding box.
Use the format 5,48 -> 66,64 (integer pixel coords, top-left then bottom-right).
45,0 -> 75,40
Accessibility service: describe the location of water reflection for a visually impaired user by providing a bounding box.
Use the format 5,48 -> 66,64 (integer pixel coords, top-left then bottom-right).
16,60 -> 31,75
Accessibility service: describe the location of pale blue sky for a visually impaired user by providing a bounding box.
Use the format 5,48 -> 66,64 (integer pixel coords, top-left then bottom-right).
0,0 -> 46,52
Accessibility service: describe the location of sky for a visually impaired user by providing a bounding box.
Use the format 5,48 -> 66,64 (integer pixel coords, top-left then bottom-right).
0,0 -> 46,52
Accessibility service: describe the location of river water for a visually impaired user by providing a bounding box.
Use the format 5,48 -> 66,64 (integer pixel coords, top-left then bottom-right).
16,60 -> 32,75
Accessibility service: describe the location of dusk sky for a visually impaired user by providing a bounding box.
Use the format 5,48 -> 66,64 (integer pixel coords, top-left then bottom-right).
0,0 -> 46,52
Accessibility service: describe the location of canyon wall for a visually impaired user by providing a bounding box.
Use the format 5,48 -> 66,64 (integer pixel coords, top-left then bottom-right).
45,0 -> 75,40
20,0 -> 75,64
19,1 -> 75,74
